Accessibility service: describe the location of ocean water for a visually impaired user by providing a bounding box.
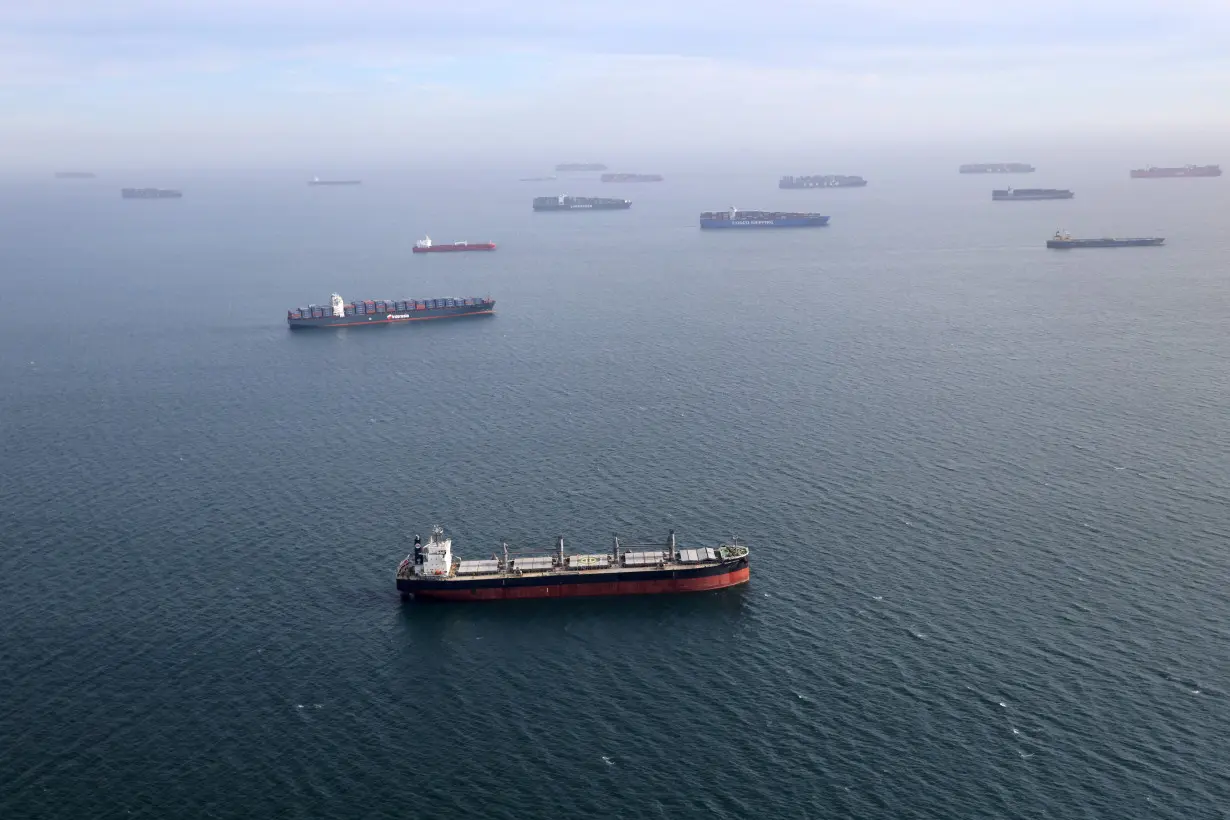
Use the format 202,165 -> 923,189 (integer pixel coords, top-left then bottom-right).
1,166 -> 1229,819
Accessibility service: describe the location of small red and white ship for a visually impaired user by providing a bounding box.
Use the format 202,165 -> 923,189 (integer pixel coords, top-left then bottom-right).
412,235 -> 496,253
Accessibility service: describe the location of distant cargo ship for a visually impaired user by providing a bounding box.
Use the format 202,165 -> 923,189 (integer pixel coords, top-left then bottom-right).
412,236 -> 496,253
1046,230 -> 1164,249
779,174 -> 867,189
1130,164 -> 1221,179
288,293 -> 494,328
700,206 -> 829,229
121,188 -> 182,199
555,163 -> 607,172
309,176 -> 361,186
533,195 -> 631,211
519,176 -> 557,182
961,163 -> 1036,174
397,525 -> 750,602
601,173 -> 663,183
992,187 -> 1073,201
55,171 -> 95,179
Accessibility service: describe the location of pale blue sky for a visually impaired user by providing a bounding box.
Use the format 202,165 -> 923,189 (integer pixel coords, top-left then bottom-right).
4,0 -> 1228,167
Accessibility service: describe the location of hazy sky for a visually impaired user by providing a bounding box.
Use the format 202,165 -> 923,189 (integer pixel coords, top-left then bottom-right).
4,0 -> 1229,167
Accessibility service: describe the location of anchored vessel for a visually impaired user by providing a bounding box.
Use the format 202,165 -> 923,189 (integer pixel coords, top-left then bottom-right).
397,526 -> 751,602
519,176 -> 557,182
960,163 -> 1036,174
288,293 -> 494,328
1130,164 -> 1221,179
55,171 -> 95,179
412,236 -> 496,253
601,173 -> 664,182
1047,230 -> 1164,249
700,206 -> 829,229
121,188 -> 182,199
533,195 -> 631,211
555,163 -> 607,172
309,176 -> 361,186
992,187 -> 1073,201
779,174 -> 867,189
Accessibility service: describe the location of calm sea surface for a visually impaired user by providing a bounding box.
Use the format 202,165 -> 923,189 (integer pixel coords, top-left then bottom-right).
1,166 -> 1228,819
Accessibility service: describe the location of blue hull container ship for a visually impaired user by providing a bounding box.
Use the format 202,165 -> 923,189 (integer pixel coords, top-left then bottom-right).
700,207 -> 829,229
288,293 -> 494,329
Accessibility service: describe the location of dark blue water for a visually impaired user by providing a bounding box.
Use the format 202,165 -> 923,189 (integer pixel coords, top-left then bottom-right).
2,167 -> 1228,819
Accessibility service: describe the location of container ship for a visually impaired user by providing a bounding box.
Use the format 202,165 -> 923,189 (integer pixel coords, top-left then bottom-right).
961,163 -> 1035,174
1130,164 -> 1221,178
288,293 -> 494,329
779,174 -> 867,188
309,176 -> 361,186
412,236 -> 496,253
992,187 -> 1073,201
533,195 -> 631,211
55,171 -> 95,179
1046,230 -> 1164,249
700,206 -> 829,229
397,525 -> 750,602
121,188 -> 182,199
555,163 -> 607,172
601,173 -> 664,182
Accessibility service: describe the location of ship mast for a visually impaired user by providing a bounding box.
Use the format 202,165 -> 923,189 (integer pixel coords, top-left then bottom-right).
556,535 -> 565,566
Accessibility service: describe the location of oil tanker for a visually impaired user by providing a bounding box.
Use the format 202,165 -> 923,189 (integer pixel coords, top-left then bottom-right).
1046,230 -> 1164,249
397,526 -> 750,602
412,236 -> 496,253
309,176 -> 361,185
992,187 -> 1073,201
1130,164 -> 1221,178
288,293 -> 494,328
533,195 -> 631,211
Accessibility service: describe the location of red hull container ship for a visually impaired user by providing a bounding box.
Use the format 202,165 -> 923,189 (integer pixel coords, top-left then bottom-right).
397,526 -> 750,602
1130,164 -> 1221,178
412,235 -> 496,253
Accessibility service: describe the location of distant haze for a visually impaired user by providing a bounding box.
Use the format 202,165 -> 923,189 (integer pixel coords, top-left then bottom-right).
4,0 -> 1229,170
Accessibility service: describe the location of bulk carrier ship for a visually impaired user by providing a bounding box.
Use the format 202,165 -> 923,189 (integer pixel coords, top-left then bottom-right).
288,293 -> 494,328
397,526 -> 750,602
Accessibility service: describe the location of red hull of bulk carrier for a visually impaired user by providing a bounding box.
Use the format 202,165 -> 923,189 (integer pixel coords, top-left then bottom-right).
412,242 -> 496,253
411,565 -> 750,601
397,526 -> 750,603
